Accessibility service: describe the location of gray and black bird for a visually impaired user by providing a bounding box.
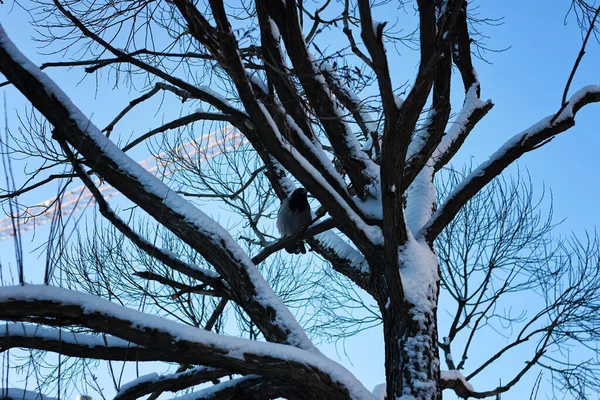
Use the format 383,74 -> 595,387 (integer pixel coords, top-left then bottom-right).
277,188 -> 312,254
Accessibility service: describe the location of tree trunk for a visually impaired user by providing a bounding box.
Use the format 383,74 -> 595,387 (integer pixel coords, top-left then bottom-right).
382,256 -> 441,399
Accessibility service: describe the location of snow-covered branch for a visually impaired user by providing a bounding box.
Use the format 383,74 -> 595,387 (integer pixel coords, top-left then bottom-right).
401,45 -> 451,194
0,323 -> 167,362
247,12 -> 362,214
320,63 -> 381,157
260,0 -> 379,200
169,375 -> 286,400
0,24 -> 313,351
432,4 -> 493,171
432,82 -> 494,172
404,79 -> 491,235
115,367 -> 230,400
0,285 -> 373,400
421,84 -> 600,243
441,360 -> 543,399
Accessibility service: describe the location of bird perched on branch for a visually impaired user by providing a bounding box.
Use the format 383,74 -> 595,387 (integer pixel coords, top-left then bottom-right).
277,188 -> 312,254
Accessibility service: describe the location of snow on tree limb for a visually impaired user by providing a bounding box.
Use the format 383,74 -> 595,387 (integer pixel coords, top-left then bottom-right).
0,285 -> 374,400
168,375 -> 286,400
401,41 -> 452,196
405,80 -> 492,235
432,82 -> 494,172
441,356 -> 545,399
258,0 -> 379,200
319,62 -> 381,157
173,0 -> 385,265
0,23 -> 314,352
0,323 -> 165,361
421,84 -> 600,243
115,367 -> 231,400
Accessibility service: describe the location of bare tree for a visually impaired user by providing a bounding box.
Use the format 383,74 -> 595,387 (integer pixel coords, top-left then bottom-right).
0,0 -> 600,399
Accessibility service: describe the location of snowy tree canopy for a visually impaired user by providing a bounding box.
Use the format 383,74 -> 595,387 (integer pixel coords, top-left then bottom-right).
0,0 -> 600,399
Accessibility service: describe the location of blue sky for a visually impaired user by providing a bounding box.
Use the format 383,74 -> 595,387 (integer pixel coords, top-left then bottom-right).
1,0 -> 599,398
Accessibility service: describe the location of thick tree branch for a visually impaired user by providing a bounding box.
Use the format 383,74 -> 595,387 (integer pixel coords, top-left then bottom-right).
115,367 -> 232,400
173,0 -> 383,268
250,8 -> 364,218
378,0 -> 463,305
0,31 -> 315,351
356,0 -> 396,138
0,324 -> 166,362
402,43 -> 452,193
421,85 -> 600,243
0,285 -> 373,400
168,375 -> 294,400
263,0 -> 378,200
451,3 -> 478,93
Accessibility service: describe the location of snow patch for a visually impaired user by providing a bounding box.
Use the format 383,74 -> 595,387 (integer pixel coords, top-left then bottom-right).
400,237 -> 438,317
405,166 -> 436,235
315,231 -> 368,273
441,370 -> 474,392
118,373 -> 160,393
2,323 -> 136,348
394,94 -> 404,109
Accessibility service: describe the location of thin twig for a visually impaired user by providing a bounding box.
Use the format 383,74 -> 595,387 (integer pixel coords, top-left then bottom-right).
122,111 -> 234,152
178,166 -> 266,200
342,0 -> 374,69
0,173 -> 76,199
551,6 -> 600,125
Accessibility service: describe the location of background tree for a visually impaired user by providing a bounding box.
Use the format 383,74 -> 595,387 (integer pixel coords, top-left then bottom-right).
0,0 -> 599,399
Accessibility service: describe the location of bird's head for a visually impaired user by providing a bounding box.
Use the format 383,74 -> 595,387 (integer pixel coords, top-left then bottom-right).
291,188 -> 307,197
288,188 -> 309,211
